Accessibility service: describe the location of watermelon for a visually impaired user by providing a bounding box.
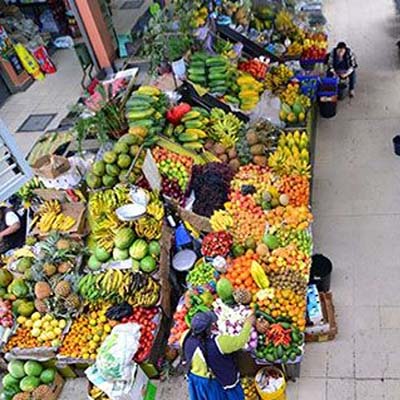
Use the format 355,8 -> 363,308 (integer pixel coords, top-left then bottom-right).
8,360 -> 25,379
24,360 -> 43,377
19,376 -> 40,392
40,368 -> 56,384
129,239 -> 148,260
2,374 -> 19,389
140,256 -> 157,273
115,228 -> 136,250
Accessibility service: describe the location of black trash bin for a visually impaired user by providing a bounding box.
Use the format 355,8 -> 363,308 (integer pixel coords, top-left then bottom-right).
309,254 -> 332,292
318,95 -> 337,118
393,135 -> 400,156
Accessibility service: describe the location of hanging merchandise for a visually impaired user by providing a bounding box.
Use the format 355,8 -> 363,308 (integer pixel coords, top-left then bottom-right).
14,43 -> 44,80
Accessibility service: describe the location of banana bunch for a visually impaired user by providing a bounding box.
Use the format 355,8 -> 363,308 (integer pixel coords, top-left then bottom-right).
210,210 -> 234,232
89,186 -> 130,221
17,177 -> 43,205
146,192 -> 164,221
209,108 -> 243,148
96,269 -> 128,299
135,216 -> 162,240
278,131 -> 309,150
136,85 -> 161,97
286,41 -> 303,57
268,144 -> 311,177
265,64 -> 294,93
90,386 -> 110,400
127,275 -> 160,308
275,10 -> 297,36
78,274 -> 101,301
38,200 -> 61,216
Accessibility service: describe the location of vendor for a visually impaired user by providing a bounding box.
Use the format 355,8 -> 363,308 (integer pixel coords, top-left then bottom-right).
327,42 -> 358,97
0,205 -> 24,254
182,311 -> 254,400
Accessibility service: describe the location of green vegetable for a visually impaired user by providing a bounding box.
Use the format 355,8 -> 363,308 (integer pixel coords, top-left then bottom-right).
19,376 -> 40,392
40,368 -> 56,384
24,361 -> 43,377
8,360 -> 25,379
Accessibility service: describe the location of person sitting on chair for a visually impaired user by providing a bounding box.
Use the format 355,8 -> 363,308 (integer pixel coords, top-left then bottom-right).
327,42 -> 358,98
0,205 -> 25,254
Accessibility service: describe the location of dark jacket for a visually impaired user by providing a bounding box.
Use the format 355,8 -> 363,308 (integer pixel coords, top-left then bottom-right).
183,333 -> 240,389
328,47 -> 357,73
0,207 -> 24,253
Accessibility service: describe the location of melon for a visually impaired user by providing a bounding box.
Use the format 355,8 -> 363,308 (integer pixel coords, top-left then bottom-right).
140,256 -> 157,273
94,246 -> 111,262
39,368 -> 56,384
92,161 -> 106,177
115,228 -> 136,250
24,361 -> 43,377
19,376 -> 40,392
8,360 -> 25,379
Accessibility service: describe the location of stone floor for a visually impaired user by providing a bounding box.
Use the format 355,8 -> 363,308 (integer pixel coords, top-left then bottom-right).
0,48 -> 82,155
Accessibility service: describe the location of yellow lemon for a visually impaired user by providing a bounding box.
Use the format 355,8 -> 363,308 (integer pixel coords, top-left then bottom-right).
33,320 -> 42,329
54,327 -> 62,336
31,312 -> 41,321
93,335 -> 101,343
89,319 -> 97,327
17,316 -> 26,324
104,325 -> 111,333
42,321 -> 50,330
82,353 -> 90,360
43,315 -> 52,322
31,328 -> 41,337
58,319 -> 67,329
99,315 -> 107,323
46,331 -> 56,340
51,320 -> 59,328
90,312 -> 97,319
51,339 -> 61,347
25,320 -> 33,328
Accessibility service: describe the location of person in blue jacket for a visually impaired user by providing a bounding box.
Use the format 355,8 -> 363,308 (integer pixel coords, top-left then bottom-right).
181,311 -> 254,400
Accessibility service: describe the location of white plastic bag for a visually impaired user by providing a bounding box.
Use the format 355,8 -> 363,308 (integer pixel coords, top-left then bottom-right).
96,323 -> 141,381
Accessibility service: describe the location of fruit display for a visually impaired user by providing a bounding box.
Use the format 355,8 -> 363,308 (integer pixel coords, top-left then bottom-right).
125,85 -> 168,135
208,108 -> 244,148
86,129 -> 147,189
201,231 -> 233,258
236,121 -> 279,166
279,174 -> 310,207
2,359 -> 57,400
59,302 -> 112,360
268,131 -> 310,177
35,200 -> 76,234
238,59 -> 268,81
121,306 -> 159,362
266,205 -> 313,231
265,64 -> 294,94
186,260 -> 219,292
190,162 -> 234,217
236,75 -> 264,111
274,228 -> 312,256
188,53 -> 230,95
302,32 -> 328,61
78,270 -> 160,306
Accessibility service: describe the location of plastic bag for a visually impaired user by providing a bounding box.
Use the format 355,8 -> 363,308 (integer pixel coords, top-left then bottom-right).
249,90 -> 283,127
53,36 -> 74,49
96,323 -> 141,381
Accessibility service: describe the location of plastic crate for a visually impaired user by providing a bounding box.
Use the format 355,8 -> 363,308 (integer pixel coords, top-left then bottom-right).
294,75 -> 320,100
318,77 -> 339,97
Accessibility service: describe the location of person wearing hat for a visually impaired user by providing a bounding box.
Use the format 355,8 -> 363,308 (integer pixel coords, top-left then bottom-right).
0,205 -> 24,254
181,310 -> 254,400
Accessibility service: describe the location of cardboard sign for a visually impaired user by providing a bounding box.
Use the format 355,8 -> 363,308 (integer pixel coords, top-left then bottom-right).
142,150 -> 161,191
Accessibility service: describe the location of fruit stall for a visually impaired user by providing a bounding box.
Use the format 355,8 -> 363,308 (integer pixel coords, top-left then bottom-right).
0,1 -> 337,399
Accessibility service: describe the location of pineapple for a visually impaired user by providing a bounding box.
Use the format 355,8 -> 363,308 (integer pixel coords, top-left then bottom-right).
65,293 -> 80,310
233,289 -> 252,305
58,261 -> 72,274
34,299 -> 49,313
32,384 -> 51,400
56,238 -> 71,251
13,393 -> 31,400
43,263 -> 57,277
54,281 -> 71,298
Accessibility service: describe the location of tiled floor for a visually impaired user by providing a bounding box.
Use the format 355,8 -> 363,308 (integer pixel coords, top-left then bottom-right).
0,48 -> 82,155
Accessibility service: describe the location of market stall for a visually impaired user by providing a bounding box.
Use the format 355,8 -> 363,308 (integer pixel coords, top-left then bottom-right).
0,1 -> 338,399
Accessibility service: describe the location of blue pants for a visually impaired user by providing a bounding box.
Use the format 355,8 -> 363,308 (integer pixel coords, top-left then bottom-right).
188,373 -> 245,400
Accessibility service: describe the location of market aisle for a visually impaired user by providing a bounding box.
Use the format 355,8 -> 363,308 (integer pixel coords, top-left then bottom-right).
298,0 -> 400,399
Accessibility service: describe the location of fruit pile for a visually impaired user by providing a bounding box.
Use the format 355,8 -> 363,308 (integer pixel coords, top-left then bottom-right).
125,85 -> 167,135
268,269 -> 308,295
275,228 -> 312,255
167,108 -> 210,152
223,192 -> 267,246
237,75 -> 264,111
268,131 -> 310,177
204,139 -> 241,171
238,59 -> 268,80
86,129 -> 147,189
168,305 -> 189,346
78,270 -> 160,306
186,261 -> 219,291
35,200 -> 76,234
236,120 -> 279,166
279,174 -> 310,207
265,64 -> 294,93
224,251 -> 260,293
121,306 -> 158,363
302,32 -> 328,61
188,53 -> 229,95
3,359 -> 57,400
265,244 -> 310,276
152,147 -> 193,191
59,303 -> 112,360
201,231 -> 233,258
0,299 -> 13,328
265,205 -> 313,231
